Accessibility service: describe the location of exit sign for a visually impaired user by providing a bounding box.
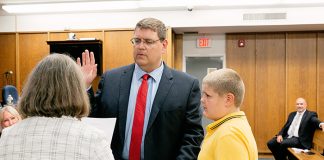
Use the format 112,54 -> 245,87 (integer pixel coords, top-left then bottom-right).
197,37 -> 211,48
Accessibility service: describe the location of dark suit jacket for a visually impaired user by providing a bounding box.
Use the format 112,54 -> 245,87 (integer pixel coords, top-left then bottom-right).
278,110 -> 321,149
89,63 -> 204,160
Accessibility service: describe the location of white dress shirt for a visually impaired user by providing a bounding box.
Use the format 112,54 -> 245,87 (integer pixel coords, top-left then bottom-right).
287,110 -> 305,138
122,63 -> 164,160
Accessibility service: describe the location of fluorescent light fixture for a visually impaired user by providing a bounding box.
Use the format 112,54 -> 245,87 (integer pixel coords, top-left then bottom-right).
2,0 -> 324,14
2,1 -> 139,13
138,1 -> 187,8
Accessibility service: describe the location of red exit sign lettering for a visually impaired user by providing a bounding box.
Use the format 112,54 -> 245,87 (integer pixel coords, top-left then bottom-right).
197,37 -> 211,48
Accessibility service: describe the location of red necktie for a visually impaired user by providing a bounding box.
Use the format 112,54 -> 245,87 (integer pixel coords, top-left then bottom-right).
129,74 -> 149,160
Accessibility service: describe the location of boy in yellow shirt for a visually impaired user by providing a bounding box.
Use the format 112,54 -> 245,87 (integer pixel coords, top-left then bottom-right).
198,68 -> 258,160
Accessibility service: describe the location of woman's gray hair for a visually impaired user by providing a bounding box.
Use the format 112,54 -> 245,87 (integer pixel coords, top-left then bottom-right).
18,54 -> 89,119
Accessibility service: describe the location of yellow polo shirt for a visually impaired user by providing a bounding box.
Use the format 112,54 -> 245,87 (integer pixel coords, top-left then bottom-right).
198,111 -> 258,160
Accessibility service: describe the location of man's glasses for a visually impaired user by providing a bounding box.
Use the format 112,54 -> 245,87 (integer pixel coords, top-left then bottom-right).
130,38 -> 161,46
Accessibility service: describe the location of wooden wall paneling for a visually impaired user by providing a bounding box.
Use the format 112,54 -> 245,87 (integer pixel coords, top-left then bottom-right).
286,33 -> 317,113
18,33 -> 49,91
162,28 -> 174,68
104,30 -> 134,70
174,34 -> 183,71
317,32 -> 324,120
255,33 -> 286,153
226,33 -> 256,131
49,32 -> 70,41
0,33 -> 16,97
49,31 -> 104,41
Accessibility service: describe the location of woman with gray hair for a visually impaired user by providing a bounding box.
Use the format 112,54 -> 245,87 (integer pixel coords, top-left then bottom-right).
0,54 -> 114,160
0,105 -> 21,133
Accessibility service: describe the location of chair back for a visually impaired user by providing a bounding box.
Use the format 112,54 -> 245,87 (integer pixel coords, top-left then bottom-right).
2,85 -> 19,105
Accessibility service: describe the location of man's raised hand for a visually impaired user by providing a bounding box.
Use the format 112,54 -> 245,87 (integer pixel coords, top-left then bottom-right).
77,50 -> 97,88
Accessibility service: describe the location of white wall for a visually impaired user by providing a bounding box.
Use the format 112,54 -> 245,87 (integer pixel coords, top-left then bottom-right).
0,15 -> 15,32
1,6 -> 324,32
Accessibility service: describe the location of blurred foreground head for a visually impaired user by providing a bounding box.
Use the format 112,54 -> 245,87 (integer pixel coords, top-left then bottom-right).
0,105 -> 21,129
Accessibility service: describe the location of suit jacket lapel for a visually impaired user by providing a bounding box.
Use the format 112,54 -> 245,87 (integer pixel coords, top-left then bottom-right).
288,112 -> 297,126
299,110 -> 308,132
146,65 -> 173,133
118,64 -> 135,144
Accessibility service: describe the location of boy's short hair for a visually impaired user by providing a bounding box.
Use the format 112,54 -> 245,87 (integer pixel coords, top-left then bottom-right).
202,68 -> 245,107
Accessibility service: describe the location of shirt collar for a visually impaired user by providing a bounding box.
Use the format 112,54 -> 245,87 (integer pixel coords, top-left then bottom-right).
207,111 -> 246,132
134,62 -> 164,82
297,109 -> 306,116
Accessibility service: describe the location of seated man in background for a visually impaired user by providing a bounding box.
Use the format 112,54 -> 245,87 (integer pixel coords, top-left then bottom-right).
0,105 -> 21,135
267,97 -> 324,160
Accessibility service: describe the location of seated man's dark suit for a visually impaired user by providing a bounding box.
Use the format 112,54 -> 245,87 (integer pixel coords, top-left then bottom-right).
267,110 -> 321,160
89,64 -> 204,160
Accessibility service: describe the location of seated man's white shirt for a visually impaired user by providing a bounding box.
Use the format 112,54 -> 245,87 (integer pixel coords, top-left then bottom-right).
287,110 -> 306,138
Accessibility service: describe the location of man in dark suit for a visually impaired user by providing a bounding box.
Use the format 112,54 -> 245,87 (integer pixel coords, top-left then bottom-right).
267,97 -> 324,160
78,18 -> 204,160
